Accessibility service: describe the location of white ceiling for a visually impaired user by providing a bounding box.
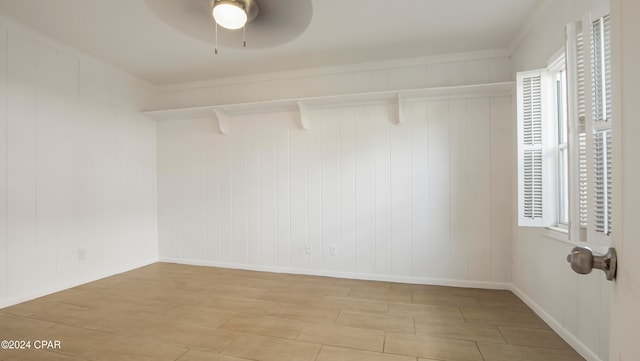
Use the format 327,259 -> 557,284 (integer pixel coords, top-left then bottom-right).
0,0 -> 542,86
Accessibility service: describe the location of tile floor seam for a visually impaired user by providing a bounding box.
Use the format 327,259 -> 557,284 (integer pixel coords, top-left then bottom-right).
238,329 -> 305,343
491,329 -> 577,352
474,340 -> 488,361
382,346 -> 438,359
494,323 -> 509,344
215,331 -> 244,356
171,348 -> 189,361
333,308 -> 342,323
22,316 -> 119,337
459,305 -> 468,322
313,344 -> 326,361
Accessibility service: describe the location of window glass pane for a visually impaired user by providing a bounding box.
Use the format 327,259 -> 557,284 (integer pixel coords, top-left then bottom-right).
559,147 -> 569,224
557,78 -> 564,142
555,68 -> 569,226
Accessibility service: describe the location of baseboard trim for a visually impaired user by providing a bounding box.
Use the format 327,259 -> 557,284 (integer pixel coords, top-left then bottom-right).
510,284 -> 604,361
158,257 -> 511,290
0,257 -> 158,309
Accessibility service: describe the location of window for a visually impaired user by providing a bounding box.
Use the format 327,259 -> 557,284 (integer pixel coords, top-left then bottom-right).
553,65 -> 569,227
517,13 -> 612,245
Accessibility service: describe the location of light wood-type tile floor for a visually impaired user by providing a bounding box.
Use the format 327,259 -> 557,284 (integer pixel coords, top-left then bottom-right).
0,263 -> 585,361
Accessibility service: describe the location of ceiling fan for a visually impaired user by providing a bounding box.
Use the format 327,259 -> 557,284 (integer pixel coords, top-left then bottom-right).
144,0 -> 313,53
210,0 -> 259,53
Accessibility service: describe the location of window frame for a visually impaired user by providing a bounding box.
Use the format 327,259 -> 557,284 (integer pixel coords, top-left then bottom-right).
548,55 -> 570,230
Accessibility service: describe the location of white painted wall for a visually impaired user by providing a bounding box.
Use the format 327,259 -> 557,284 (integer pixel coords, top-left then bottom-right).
156,56 -> 513,286
510,1 -> 611,361
0,20 -> 158,307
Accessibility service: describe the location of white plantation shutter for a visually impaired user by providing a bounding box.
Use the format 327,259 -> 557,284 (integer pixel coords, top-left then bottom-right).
576,22 -> 587,127
591,16 -> 612,123
593,129 -> 612,234
517,70 -> 555,227
588,14 -> 612,240
566,21 -> 589,242
575,23 -> 589,229
578,132 -> 588,228
566,14 -> 612,243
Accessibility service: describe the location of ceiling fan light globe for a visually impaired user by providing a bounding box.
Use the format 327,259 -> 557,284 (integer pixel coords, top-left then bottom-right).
213,2 -> 247,30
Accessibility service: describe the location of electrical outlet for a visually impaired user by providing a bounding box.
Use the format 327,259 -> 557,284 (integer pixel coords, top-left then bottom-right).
330,244 -> 337,256
77,248 -> 86,262
305,244 -> 312,254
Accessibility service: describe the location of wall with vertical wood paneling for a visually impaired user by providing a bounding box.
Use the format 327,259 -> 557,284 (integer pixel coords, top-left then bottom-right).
157,81 -> 513,286
0,21 -> 158,307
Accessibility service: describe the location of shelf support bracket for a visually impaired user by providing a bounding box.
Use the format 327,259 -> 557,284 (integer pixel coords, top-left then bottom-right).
396,94 -> 407,126
296,101 -> 311,131
211,108 -> 229,135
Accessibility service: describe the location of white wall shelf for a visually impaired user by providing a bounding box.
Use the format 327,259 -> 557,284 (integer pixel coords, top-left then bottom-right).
143,82 -> 515,123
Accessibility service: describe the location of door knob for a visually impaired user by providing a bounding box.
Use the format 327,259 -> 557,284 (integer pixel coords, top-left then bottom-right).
566,246 -> 617,281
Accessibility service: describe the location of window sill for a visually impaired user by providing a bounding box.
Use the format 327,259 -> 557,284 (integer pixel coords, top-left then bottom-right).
543,226 -> 612,253
544,226 -> 571,244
